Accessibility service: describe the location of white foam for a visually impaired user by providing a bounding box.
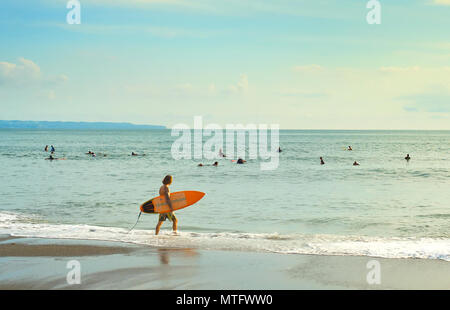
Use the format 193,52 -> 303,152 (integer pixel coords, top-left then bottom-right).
1,212 -> 449,261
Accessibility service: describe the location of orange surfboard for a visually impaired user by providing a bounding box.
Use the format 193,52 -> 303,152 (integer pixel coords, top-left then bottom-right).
140,191 -> 205,214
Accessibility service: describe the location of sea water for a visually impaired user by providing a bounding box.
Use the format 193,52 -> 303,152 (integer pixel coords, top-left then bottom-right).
0,129 -> 449,260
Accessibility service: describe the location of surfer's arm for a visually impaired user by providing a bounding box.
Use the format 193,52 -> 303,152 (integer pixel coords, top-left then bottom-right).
164,190 -> 173,211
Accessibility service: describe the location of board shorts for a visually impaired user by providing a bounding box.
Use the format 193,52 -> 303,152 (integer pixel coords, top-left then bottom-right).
159,212 -> 177,222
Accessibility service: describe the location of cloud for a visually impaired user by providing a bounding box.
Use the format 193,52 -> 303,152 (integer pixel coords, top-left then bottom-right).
228,74 -> 248,94
402,92 -> 450,113
379,66 -> 421,73
0,58 -> 69,88
52,0 -> 216,13
0,58 -> 69,104
0,58 -> 41,85
279,90 -> 328,98
432,0 -> 450,6
53,22 -> 220,39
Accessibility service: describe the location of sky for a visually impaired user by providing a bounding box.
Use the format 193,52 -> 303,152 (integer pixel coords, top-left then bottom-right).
0,0 -> 449,129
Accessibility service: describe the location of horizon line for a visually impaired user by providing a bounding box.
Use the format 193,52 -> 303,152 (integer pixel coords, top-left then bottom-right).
1,119 -> 450,131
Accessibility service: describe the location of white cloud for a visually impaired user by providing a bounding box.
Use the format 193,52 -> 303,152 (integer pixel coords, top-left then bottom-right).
0,58 -> 41,85
228,74 -> 249,94
0,58 -> 69,104
432,0 -> 450,5
379,66 -> 421,73
0,58 -> 69,88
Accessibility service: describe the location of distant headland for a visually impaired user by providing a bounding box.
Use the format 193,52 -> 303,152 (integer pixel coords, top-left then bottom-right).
0,120 -> 166,130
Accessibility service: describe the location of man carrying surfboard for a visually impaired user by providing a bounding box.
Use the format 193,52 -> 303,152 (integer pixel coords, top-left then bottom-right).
155,175 -> 178,235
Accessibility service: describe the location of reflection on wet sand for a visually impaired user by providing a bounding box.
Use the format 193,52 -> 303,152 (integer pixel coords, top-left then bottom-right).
157,248 -> 199,265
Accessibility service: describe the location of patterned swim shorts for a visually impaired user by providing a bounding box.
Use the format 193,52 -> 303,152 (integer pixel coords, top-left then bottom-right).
159,212 -> 177,222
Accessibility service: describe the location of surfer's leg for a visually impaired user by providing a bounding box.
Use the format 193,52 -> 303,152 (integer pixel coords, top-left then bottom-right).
155,221 -> 163,235
172,217 -> 178,232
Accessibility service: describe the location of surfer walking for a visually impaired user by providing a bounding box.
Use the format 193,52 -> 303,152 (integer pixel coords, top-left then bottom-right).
155,175 -> 178,235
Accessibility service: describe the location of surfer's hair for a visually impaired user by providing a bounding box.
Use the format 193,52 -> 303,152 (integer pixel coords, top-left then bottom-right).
162,175 -> 173,185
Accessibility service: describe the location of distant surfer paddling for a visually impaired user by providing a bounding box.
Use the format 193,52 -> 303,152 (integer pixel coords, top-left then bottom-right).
45,154 -> 65,160
155,175 -> 178,235
237,158 -> 246,164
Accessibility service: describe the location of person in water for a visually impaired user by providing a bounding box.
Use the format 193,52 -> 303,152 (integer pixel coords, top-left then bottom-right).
46,154 -> 61,160
155,175 -> 177,235
405,154 -> 411,161
237,158 -> 246,164
278,147 -> 282,153
198,162 -> 218,167
44,145 -> 48,152
50,145 -> 55,153
348,146 -> 352,151
353,161 -> 360,166
46,154 -> 66,160
320,157 -> 325,165
131,152 -> 138,156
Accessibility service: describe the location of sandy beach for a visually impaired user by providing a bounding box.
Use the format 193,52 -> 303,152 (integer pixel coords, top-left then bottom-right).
0,235 -> 448,290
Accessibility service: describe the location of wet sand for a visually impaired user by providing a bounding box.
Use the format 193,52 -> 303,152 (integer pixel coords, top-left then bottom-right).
0,242 -> 135,257
0,236 -> 449,289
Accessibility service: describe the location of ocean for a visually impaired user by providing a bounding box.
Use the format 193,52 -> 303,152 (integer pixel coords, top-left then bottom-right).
1,129 -> 449,260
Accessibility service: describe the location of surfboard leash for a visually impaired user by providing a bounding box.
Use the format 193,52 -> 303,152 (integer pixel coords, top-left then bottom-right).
127,211 -> 142,233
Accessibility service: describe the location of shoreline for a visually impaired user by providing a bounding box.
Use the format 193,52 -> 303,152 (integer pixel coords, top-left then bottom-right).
0,235 -> 449,289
